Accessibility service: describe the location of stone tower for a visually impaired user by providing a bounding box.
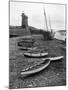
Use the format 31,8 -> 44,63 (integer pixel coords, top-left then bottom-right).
21,13 -> 28,28
21,12 -> 30,35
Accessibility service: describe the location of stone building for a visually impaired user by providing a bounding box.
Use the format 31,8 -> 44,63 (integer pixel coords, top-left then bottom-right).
21,13 -> 28,28
21,12 -> 30,35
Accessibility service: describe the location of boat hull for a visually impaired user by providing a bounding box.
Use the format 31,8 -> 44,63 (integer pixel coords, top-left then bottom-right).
20,56 -> 63,77
18,46 -> 37,51
43,56 -> 64,61
24,52 -> 48,58
20,59 -> 50,76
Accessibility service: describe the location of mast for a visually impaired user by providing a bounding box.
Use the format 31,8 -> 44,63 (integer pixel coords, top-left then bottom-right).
49,16 -> 52,32
49,16 -> 55,38
43,6 -> 48,31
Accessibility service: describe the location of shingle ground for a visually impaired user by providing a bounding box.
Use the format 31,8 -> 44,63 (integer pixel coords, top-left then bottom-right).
9,37 -> 66,89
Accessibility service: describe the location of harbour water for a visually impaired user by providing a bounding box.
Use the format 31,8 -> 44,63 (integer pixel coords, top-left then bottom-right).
54,30 -> 66,41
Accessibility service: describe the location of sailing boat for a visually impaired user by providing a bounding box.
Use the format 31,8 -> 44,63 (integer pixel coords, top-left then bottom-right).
23,7 -> 49,57
49,16 -> 55,39
42,6 -> 53,40
43,6 -> 48,32
44,5 -> 55,38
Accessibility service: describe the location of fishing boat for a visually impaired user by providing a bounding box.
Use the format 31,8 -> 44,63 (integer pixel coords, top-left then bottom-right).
20,56 -> 63,76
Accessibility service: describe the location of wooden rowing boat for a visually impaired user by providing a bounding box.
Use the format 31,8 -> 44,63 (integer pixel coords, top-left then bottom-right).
24,52 -> 48,58
24,53 -> 48,58
21,59 -> 50,76
18,36 -> 35,47
24,49 -> 48,58
18,46 -> 37,50
45,56 -> 64,61
20,56 -> 63,76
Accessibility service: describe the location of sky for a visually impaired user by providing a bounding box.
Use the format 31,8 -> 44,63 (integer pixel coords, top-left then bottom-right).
10,1 -> 66,31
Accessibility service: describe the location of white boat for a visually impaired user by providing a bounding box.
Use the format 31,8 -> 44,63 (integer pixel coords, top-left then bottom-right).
21,59 -> 50,76
24,50 -> 48,58
43,56 -> 64,61
20,56 -> 63,76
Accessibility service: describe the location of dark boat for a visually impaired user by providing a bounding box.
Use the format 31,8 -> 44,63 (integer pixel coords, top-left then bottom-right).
18,46 -> 37,50
18,36 -> 35,47
17,36 -> 36,50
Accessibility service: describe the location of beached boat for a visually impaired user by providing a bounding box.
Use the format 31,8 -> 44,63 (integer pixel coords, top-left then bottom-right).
44,55 -> 64,61
17,36 -> 37,50
21,59 -> 50,76
18,46 -> 37,50
20,56 -> 63,76
24,52 -> 48,58
18,36 -> 35,47
24,49 -> 48,58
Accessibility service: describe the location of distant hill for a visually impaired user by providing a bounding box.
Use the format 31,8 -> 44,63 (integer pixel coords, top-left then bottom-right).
9,26 -> 31,37
29,26 -> 44,34
9,26 -> 44,38
9,25 -> 54,41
